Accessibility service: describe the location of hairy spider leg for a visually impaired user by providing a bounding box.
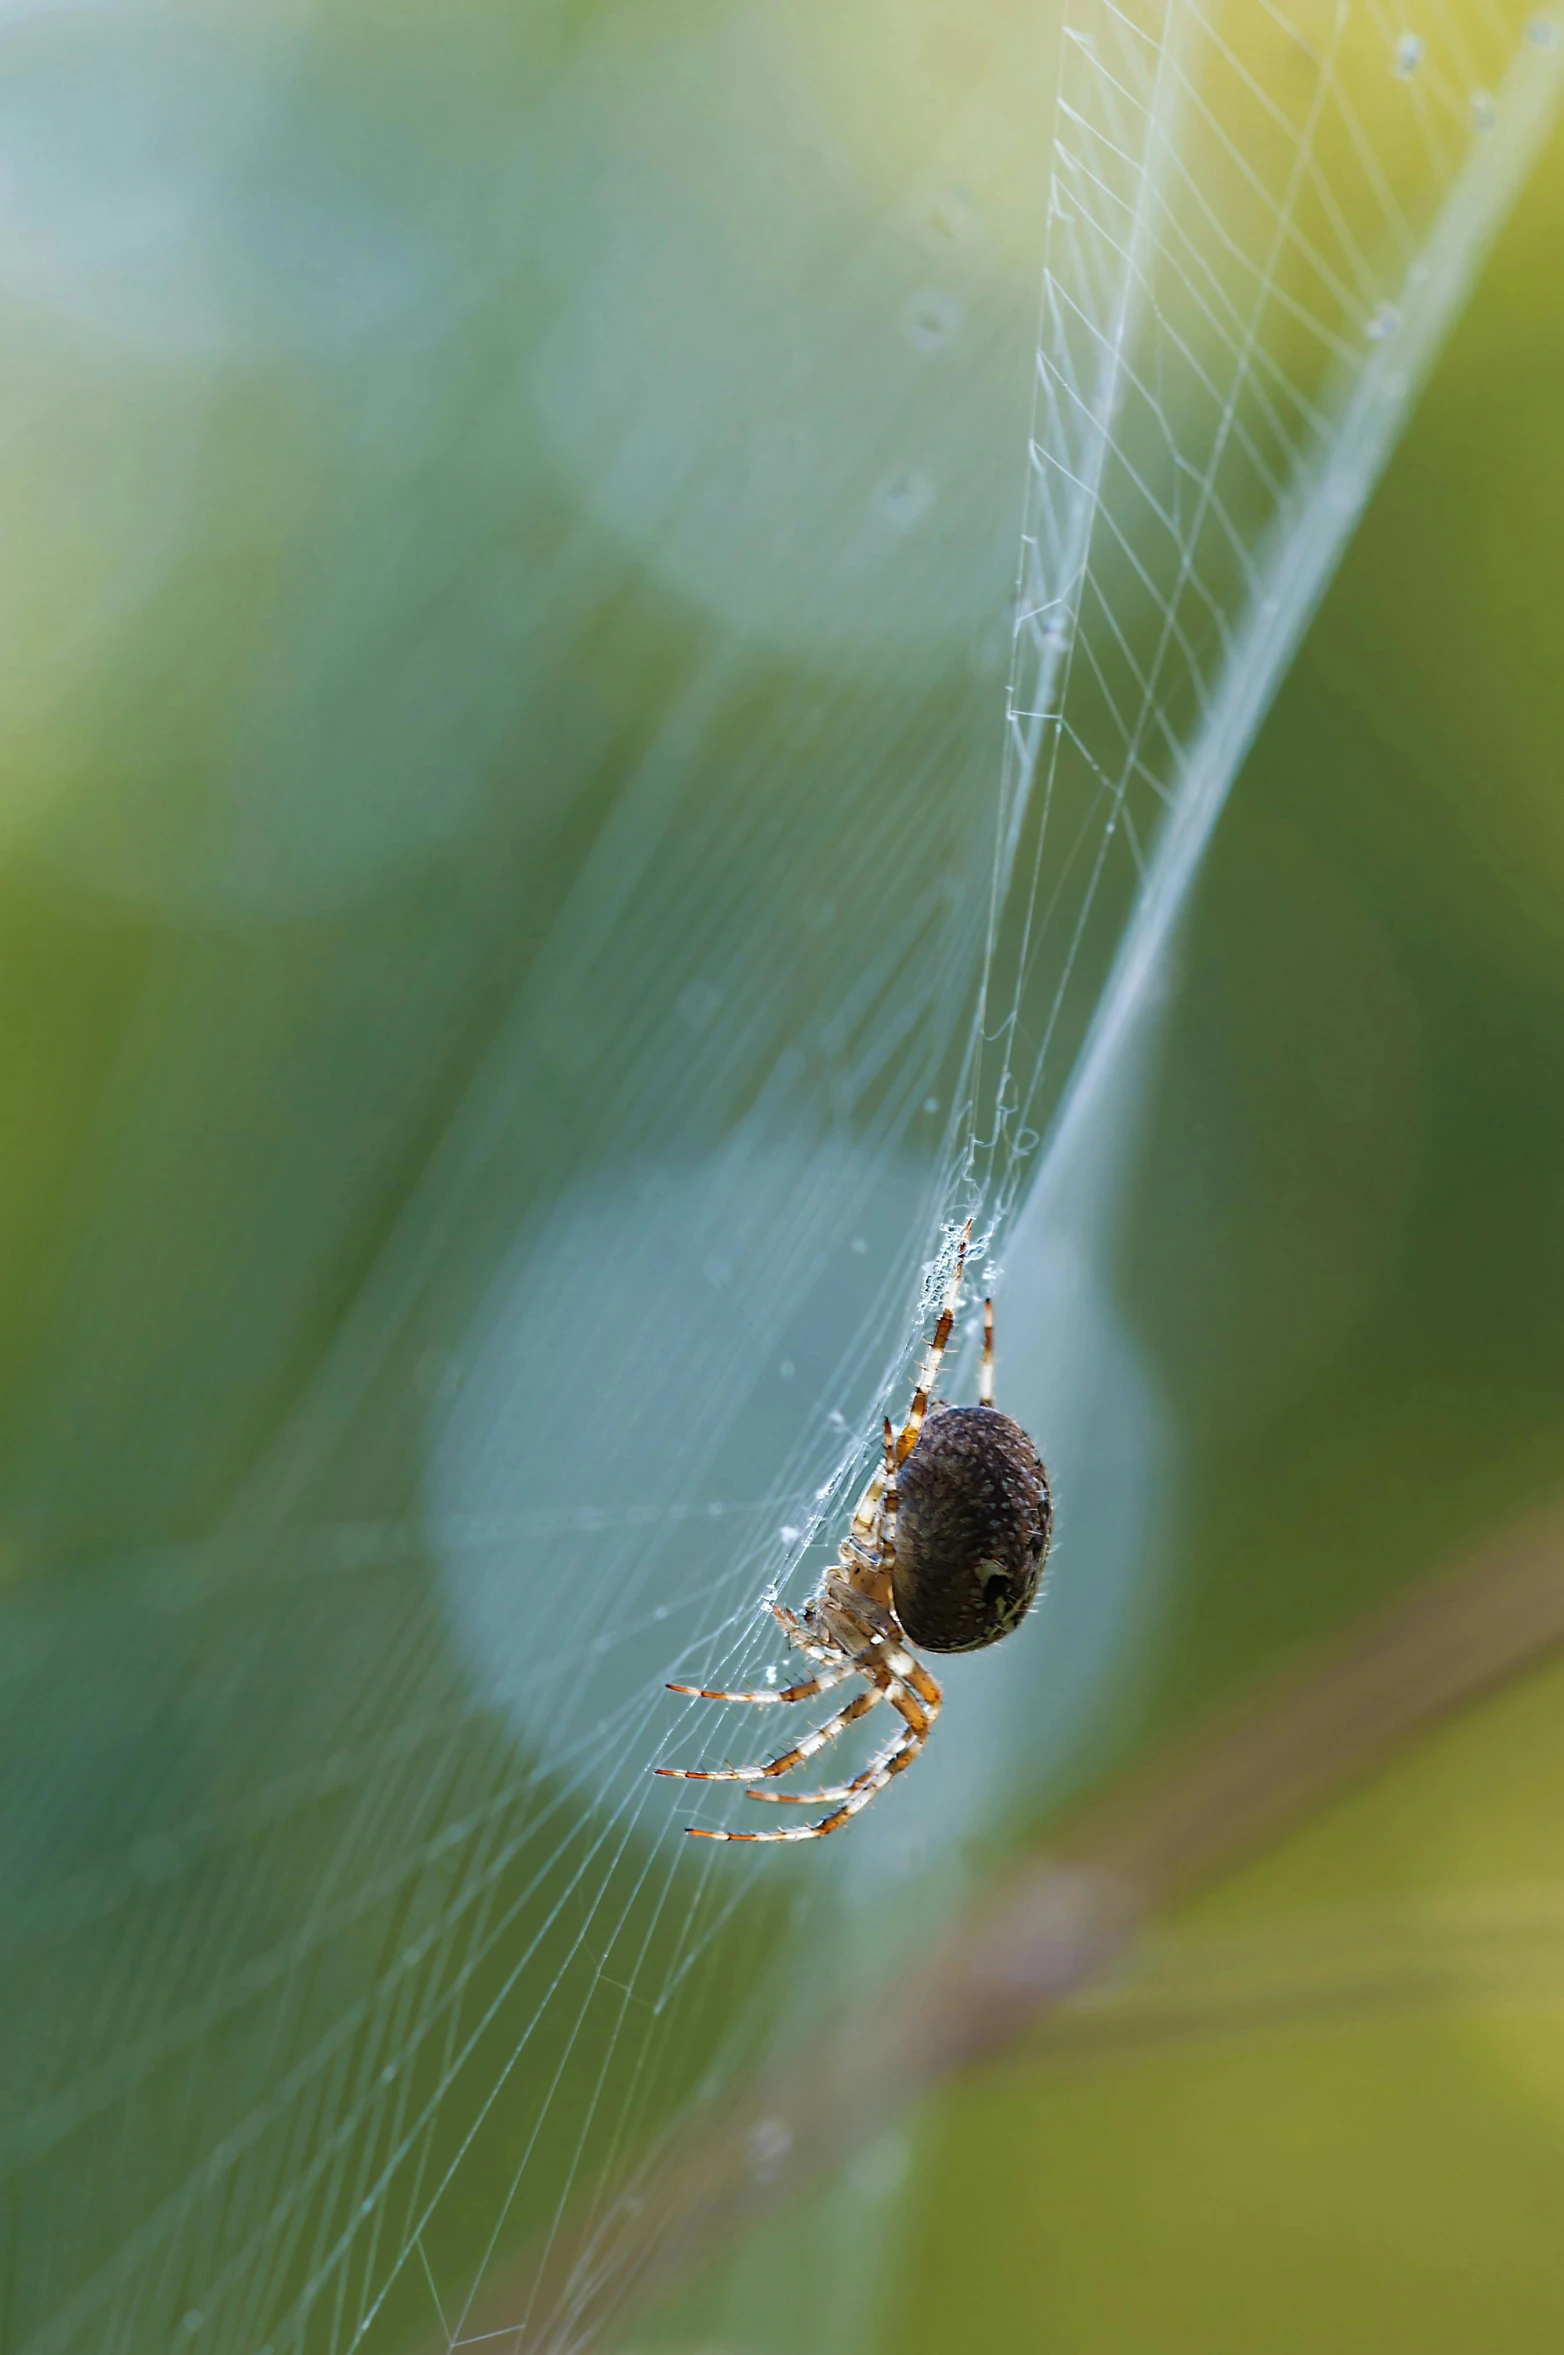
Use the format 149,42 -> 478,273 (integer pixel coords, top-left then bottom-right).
665,1656 -> 857,1707
655,1681 -> 884,1784
894,1218 -> 971,1465
827,1584 -> 944,1719
839,1218 -> 973,1569
879,1414 -> 899,1581
683,1620 -> 938,1840
744,1715 -> 925,1805
686,1690 -> 923,1842
980,1296 -> 995,1408
843,1456 -> 888,1567
743,1614 -> 925,1806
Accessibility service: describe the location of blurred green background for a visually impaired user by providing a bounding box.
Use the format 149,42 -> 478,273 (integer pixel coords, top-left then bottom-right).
3,5 -> 1564,2354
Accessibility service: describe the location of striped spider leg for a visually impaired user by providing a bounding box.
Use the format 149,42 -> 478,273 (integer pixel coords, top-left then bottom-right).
893,1219 -> 972,1464
742,1463 -> 943,1828
837,1222 -> 972,1597
659,1421 -> 943,1842
655,1428 -> 900,1840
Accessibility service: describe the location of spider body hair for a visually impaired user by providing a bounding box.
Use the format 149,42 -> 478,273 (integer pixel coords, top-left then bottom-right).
891,1402 -> 1051,1653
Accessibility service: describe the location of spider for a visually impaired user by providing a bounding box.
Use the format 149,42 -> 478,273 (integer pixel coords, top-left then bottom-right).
656,1221 -> 1052,1841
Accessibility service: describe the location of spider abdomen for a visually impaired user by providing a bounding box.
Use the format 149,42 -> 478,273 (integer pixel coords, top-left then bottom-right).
891,1404 -> 1051,1654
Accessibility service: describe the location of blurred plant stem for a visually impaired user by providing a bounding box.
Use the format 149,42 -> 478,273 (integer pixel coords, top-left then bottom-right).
426,1488 -> 1564,2354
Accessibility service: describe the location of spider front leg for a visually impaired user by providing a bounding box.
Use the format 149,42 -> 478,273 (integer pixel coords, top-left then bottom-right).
894,1217 -> 971,1464
840,1220 -> 973,1568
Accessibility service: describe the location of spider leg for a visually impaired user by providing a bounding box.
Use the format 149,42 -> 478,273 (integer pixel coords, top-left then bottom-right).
825,1584 -> 944,1718
687,1711 -> 928,1841
666,1282 -> 963,1843
839,1220 -> 973,1562
743,1717 -> 922,1804
654,1681 -> 883,1785
675,1627 -> 937,1838
980,1295 -> 994,1408
879,1414 -> 899,1583
894,1217 -> 971,1465
770,1603 -> 841,1665
844,1464 -> 889,1572
665,1656 -> 856,1707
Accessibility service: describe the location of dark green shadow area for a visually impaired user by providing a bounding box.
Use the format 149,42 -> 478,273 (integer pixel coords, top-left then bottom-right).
884,1653 -> 1564,2355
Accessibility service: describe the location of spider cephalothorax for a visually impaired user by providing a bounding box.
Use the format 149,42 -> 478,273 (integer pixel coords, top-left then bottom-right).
657,1222 -> 1053,1842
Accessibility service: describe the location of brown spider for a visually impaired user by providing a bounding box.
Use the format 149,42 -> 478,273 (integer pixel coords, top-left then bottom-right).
656,1222 -> 1052,1841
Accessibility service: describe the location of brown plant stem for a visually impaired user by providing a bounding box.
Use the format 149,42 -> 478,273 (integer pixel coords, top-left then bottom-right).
424,1492 -> 1564,2354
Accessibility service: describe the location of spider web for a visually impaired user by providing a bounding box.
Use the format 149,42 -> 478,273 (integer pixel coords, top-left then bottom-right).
1,6 -> 1559,2355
